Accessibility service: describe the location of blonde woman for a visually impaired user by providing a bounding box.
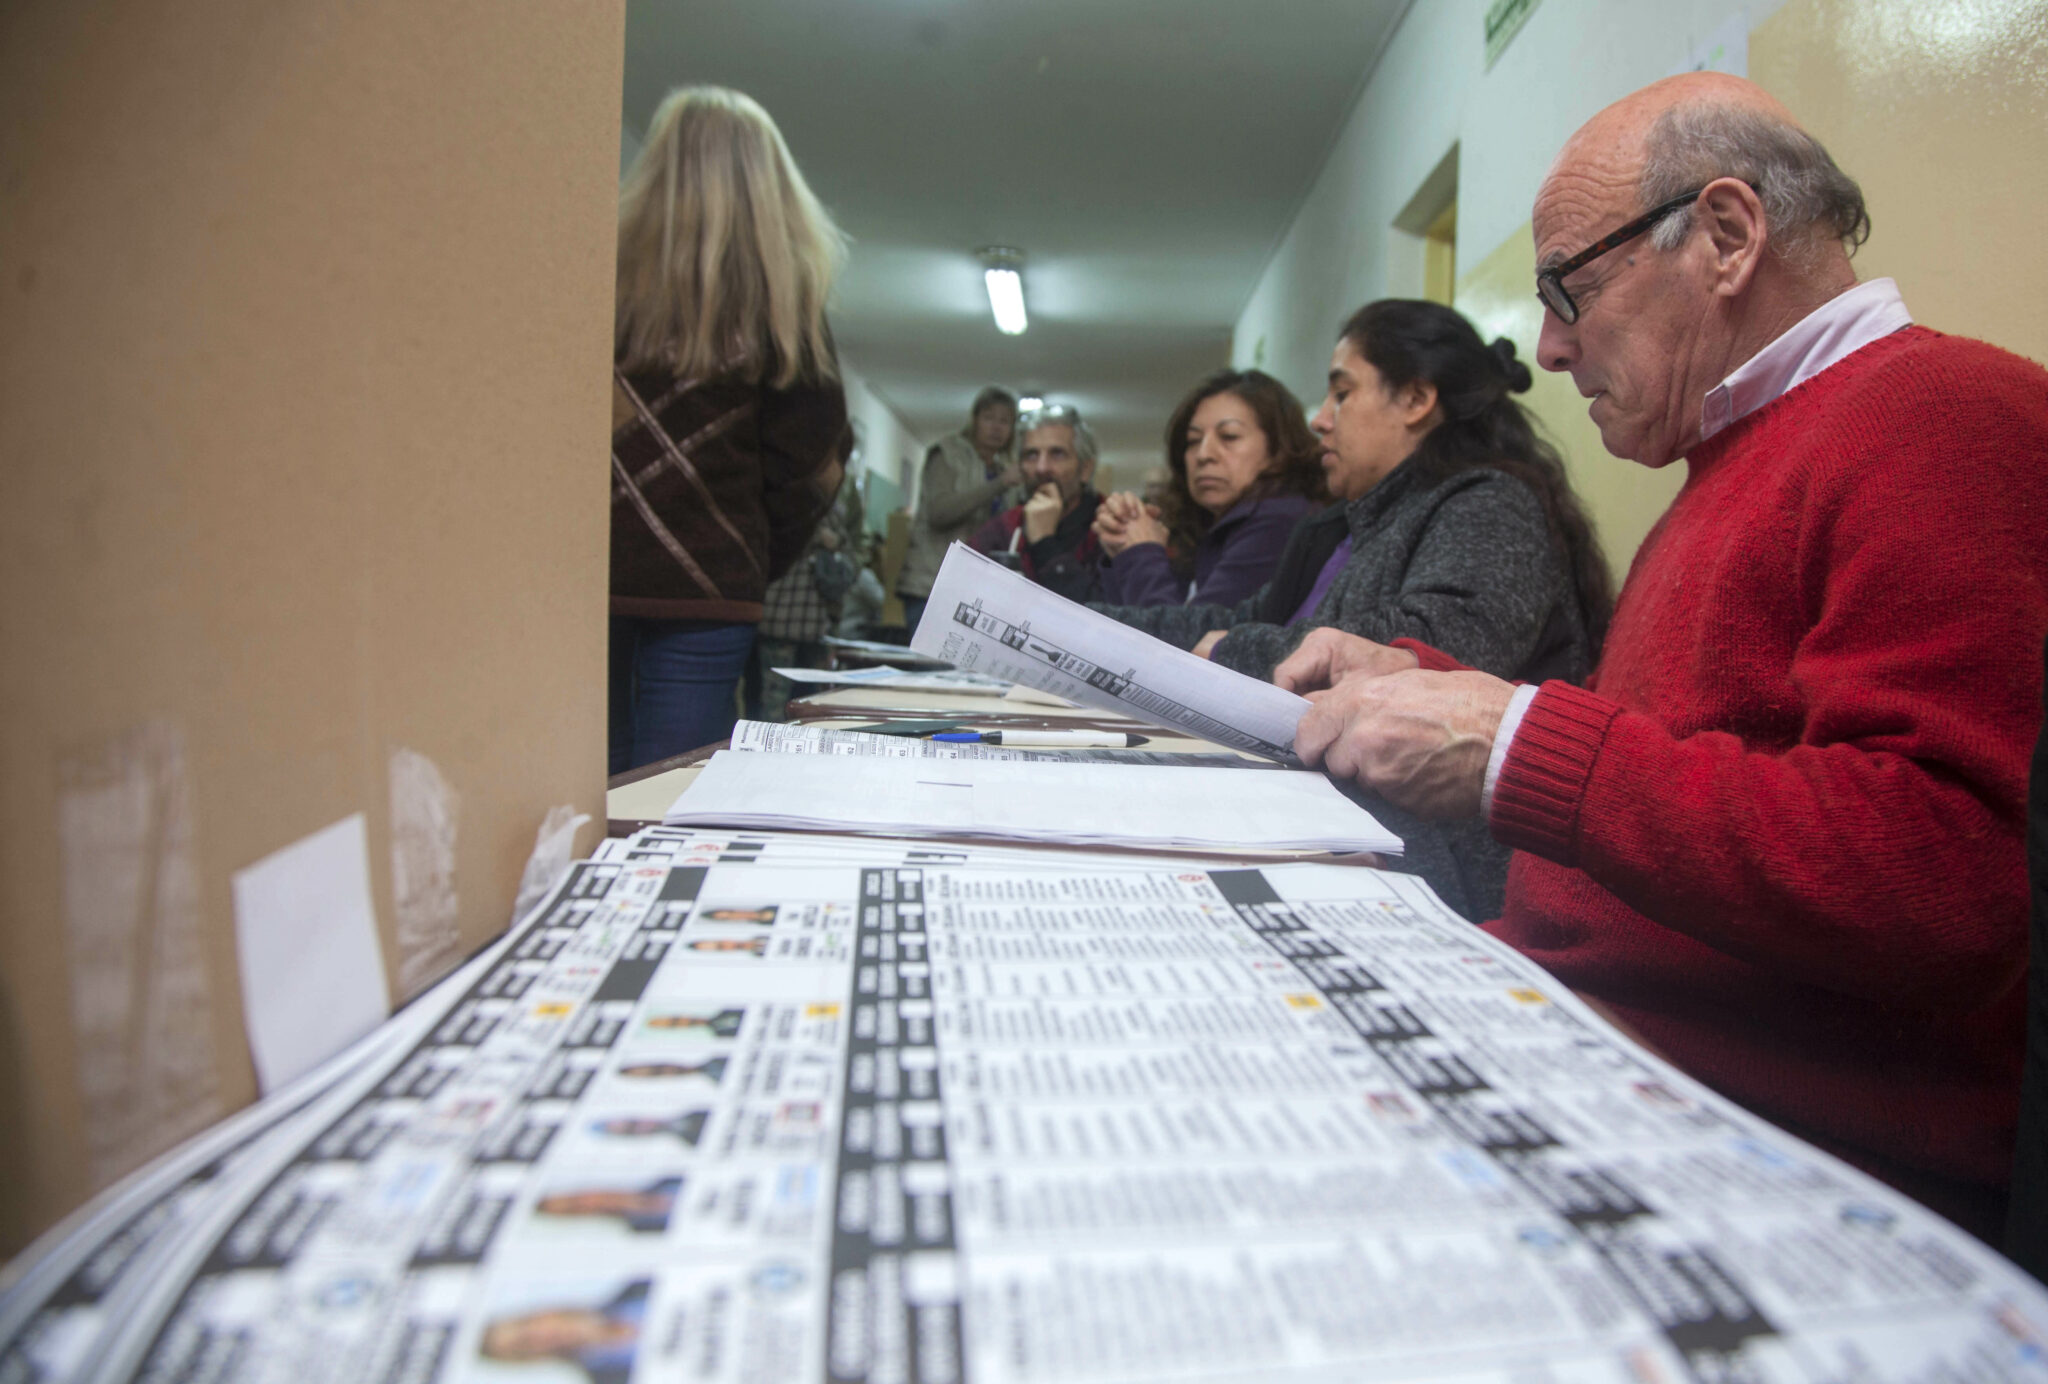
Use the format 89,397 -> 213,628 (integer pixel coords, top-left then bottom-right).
610,86 -> 851,772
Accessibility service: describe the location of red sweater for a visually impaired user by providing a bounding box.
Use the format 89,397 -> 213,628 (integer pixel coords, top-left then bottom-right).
1413,327 -> 2048,1200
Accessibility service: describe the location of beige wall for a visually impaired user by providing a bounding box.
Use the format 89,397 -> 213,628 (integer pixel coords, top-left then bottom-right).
0,0 -> 624,1250
1751,0 -> 2048,369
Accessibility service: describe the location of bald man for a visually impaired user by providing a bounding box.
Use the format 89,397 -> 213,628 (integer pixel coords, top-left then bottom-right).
1280,74 -> 2048,1239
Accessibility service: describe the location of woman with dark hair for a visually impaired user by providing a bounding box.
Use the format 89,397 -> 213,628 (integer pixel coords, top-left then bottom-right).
1101,300 -> 1613,917
1092,369 -> 1328,608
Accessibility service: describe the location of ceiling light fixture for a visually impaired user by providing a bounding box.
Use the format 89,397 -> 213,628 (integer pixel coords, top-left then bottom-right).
1017,395 -> 1045,412
979,246 -> 1028,335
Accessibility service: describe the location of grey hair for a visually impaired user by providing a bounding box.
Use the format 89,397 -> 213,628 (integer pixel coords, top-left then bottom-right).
1017,403 -> 1098,467
1639,102 -> 1871,264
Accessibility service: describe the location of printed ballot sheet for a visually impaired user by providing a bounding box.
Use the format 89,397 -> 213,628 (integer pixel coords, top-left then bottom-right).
729,720 -> 1276,770
910,545 -> 1309,762
666,750 -> 1403,854
41,829 -> 2048,1384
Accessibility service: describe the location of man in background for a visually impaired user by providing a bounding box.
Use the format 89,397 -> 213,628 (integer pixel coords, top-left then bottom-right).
897,386 -> 1019,631
971,403 -> 1105,603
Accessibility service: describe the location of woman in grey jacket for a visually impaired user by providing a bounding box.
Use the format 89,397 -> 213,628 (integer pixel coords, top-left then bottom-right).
1100,300 -> 1613,917
896,387 -> 1019,632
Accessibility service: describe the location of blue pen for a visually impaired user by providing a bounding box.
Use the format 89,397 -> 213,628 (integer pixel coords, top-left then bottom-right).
931,732 -> 982,742
930,730 -> 1148,747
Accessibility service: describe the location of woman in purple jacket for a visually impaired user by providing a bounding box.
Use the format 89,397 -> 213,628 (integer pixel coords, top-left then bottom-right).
1093,369 -> 1327,607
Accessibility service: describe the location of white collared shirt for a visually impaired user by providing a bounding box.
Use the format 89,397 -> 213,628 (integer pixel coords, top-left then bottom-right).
1480,278 -> 1915,817
1700,277 -> 1913,442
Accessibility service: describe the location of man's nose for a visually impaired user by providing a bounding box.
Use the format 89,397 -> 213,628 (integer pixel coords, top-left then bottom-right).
1310,399 -> 1335,435
1537,312 -> 1576,373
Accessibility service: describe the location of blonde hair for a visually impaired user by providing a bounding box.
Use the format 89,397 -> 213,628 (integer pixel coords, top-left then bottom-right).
616,86 -> 846,387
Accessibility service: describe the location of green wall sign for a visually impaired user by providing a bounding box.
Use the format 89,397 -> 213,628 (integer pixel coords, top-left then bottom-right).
1484,0 -> 1543,70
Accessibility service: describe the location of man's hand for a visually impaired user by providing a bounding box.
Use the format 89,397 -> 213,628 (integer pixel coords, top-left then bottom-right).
1273,629 -> 1420,694
1293,669 -> 1514,820
1191,629 -> 1228,659
1021,483 -> 1064,543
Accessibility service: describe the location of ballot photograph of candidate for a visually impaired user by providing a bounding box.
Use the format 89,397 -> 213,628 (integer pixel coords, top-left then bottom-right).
615,1057 -> 729,1083
685,936 -> 768,956
533,1177 -> 682,1235
699,905 -> 778,924
589,1111 -> 708,1147
641,1008 -> 744,1039
477,1279 -> 649,1384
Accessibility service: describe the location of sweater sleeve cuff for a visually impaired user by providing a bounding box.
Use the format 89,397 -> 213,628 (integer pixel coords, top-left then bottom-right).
1479,683 -> 1540,818
1486,681 -> 1625,865
1392,637 -> 1469,673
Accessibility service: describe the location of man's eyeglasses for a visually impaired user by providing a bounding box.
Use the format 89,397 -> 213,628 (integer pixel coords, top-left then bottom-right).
1535,186 -> 1707,324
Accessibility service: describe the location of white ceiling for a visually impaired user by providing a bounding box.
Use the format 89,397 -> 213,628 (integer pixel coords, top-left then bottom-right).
621,0 -> 1410,456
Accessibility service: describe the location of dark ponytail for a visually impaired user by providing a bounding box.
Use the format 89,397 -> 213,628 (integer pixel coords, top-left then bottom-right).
1339,299 -> 1615,655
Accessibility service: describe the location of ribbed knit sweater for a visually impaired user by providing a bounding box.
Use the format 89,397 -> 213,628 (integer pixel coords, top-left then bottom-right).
1446,326 -> 2048,1201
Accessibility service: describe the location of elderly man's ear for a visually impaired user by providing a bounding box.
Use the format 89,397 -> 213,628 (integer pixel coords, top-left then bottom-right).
1702,177 -> 1770,301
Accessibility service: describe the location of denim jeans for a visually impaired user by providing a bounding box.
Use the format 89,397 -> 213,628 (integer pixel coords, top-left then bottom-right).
609,617 -> 756,774
897,595 -> 928,639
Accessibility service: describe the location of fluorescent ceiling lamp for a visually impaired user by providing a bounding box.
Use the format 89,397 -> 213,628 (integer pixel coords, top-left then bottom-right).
979,246 -> 1027,335
984,267 -> 1027,335
1017,395 -> 1044,412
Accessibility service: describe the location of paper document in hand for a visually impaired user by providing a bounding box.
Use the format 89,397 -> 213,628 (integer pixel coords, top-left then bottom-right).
667,750 -> 1402,854
911,544 -> 1307,761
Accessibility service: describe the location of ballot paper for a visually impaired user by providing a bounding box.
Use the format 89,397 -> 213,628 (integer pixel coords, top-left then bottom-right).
819,635 -> 952,668
768,666 -> 1019,693
912,543 -> 1309,761
665,749 -> 1401,854
39,830 -> 2048,1384
0,898 -> 542,1384
728,719 -> 1274,769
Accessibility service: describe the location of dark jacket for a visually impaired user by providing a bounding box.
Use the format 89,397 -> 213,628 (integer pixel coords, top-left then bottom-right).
970,489 -> 1104,604
1100,460 -> 1592,686
1097,459 -> 1597,922
610,360 -> 849,622
1097,493 -> 1316,609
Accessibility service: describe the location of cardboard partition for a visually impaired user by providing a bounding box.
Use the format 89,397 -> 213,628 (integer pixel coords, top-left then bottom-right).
0,0 -> 625,1253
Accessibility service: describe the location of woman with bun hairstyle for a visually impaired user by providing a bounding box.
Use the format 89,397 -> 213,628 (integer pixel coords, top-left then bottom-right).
1102,300 -> 1612,917
1092,369 -> 1327,608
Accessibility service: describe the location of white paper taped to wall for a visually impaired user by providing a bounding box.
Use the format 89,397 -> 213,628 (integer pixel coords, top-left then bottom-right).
231,813 -> 390,1094
510,803 -> 591,928
387,746 -> 461,999
56,719 -> 224,1190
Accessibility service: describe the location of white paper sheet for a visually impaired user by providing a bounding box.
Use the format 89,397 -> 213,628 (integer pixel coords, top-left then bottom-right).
728,719 -> 1274,768
230,813 -> 390,1093
768,665 -> 1017,693
911,543 -> 1309,760
666,749 -> 1401,854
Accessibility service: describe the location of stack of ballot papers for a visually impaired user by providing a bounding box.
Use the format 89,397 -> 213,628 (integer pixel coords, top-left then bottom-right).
14,822 -> 2047,1384
664,748 -> 1404,854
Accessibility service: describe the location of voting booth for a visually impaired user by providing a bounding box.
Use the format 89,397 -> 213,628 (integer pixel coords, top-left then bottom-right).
0,0 -> 624,1254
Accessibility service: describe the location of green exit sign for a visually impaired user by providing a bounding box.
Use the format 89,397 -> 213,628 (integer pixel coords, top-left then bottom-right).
1485,0 -> 1542,70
